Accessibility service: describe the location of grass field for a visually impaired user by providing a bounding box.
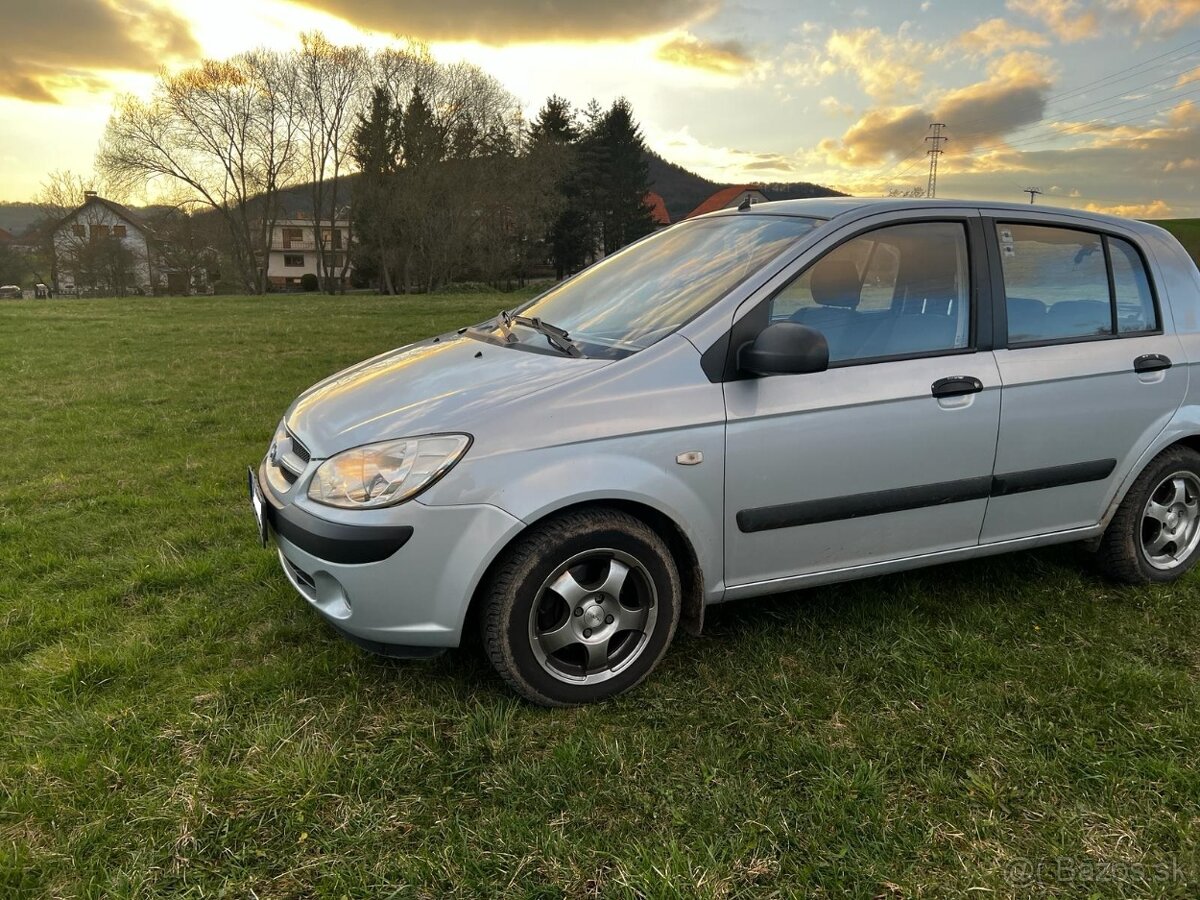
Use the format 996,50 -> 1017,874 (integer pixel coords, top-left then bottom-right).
2,294 -> 1199,898
1157,220 -> 1200,266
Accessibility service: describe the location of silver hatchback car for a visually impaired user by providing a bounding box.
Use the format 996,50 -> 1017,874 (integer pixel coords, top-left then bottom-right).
251,198 -> 1200,706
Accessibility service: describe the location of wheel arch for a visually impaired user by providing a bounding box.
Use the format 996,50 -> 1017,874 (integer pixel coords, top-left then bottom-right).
1098,427 -> 1200,537
461,498 -> 706,644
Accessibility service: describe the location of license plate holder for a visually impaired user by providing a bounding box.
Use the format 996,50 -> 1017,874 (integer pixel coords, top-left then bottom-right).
248,466 -> 269,548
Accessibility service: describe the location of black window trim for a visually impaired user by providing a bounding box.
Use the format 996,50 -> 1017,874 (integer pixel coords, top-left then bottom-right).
984,217 -> 1163,350
707,214 -> 990,381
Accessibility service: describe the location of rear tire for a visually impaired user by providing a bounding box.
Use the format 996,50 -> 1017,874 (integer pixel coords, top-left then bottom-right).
1096,445 -> 1200,584
481,507 -> 681,707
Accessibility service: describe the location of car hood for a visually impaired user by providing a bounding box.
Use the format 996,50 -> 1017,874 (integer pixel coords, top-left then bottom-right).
285,333 -> 613,457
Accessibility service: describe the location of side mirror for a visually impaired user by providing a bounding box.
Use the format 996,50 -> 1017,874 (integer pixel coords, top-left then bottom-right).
739,322 -> 829,377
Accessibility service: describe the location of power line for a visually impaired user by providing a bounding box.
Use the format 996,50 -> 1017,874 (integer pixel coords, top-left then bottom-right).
947,38 -> 1200,143
966,83 -> 1200,156
952,57 -> 1200,148
868,37 -> 1200,192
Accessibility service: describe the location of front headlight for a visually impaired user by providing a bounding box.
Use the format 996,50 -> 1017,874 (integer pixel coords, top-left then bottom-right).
308,434 -> 471,509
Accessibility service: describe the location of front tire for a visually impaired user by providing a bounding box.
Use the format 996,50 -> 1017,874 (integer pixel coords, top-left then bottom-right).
1096,445 -> 1200,584
481,508 -> 681,707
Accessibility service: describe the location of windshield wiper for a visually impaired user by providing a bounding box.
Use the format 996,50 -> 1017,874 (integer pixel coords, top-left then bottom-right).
498,309 -> 583,358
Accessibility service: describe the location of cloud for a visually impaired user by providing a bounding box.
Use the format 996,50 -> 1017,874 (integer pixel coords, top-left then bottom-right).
0,70 -> 58,104
823,26 -> 933,100
1178,66 -> 1200,87
643,123 -> 799,181
1006,0 -> 1100,41
287,0 -> 716,43
1108,0 -> 1200,35
956,18 -> 1050,55
819,95 -> 855,116
656,33 -> 753,75
1084,199 -> 1172,217
817,51 -> 1053,168
0,0 -> 199,103
1006,0 -> 1200,41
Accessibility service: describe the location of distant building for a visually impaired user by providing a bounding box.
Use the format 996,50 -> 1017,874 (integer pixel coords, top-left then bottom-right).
264,216 -> 353,290
686,185 -> 769,218
644,191 -> 671,228
49,192 -> 207,295
0,227 -> 13,245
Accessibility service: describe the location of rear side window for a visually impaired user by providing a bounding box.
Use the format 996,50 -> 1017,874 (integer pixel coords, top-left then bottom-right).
997,224 -> 1158,344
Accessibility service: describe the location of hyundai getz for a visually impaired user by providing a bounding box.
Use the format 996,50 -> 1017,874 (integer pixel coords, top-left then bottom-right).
250,198 -> 1200,706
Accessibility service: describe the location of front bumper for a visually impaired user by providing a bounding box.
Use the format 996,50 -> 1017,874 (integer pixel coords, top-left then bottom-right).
256,463 -> 524,652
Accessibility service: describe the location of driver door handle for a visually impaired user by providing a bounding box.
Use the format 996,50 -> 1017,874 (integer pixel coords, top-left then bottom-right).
931,375 -> 983,398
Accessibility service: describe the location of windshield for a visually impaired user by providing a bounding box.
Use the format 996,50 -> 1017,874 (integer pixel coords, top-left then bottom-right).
493,214 -> 822,357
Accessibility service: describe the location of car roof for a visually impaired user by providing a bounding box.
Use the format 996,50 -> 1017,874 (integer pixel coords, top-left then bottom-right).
702,196 -> 1163,236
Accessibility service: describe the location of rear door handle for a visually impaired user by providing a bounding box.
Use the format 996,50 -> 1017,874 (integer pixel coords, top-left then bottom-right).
931,375 -> 983,398
1134,354 -> 1171,373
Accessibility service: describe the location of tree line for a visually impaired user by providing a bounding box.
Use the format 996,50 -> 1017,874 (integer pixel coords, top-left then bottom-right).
95,35 -> 658,295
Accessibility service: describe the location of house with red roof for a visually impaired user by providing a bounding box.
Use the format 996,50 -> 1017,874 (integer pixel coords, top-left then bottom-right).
0,227 -> 13,244
643,191 -> 671,228
686,185 -> 769,218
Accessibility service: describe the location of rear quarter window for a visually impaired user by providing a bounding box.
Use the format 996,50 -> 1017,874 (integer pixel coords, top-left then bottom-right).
1109,237 -> 1157,333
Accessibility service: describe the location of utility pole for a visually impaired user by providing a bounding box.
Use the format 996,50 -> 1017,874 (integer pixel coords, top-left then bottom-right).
1024,187 -> 1043,204
925,123 -> 947,198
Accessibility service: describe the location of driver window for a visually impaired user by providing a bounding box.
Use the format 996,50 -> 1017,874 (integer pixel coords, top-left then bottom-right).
769,221 -> 971,364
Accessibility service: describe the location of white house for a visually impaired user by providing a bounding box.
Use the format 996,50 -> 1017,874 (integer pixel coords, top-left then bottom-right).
264,216 -> 353,290
50,192 -> 204,295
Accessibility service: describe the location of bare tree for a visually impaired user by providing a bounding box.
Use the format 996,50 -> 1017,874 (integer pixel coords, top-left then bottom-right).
98,51 -> 303,293
297,33 -> 371,294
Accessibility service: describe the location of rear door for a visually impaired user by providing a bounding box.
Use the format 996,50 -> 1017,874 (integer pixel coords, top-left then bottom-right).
980,217 -> 1186,542
723,210 -> 1002,589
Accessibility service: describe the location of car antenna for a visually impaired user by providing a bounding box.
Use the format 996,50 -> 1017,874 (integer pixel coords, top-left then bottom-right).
737,196 -> 752,211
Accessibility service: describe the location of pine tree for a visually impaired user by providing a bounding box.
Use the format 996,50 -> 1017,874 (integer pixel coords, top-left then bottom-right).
350,85 -> 403,293
530,95 -> 588,279
401,87 -> 444,170
529,94 -> 579,145
591,98 -> 656,255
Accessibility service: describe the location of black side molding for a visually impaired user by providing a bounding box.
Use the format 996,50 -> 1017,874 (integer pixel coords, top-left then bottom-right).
737,476 -> 992,533
1134,353 -> 1171,373
990,458 -> 1115,497
258,465 -> 414,564
737,458 -> 1118,533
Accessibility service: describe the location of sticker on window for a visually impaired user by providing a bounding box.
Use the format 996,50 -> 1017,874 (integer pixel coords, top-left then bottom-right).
1002,243 -> 1016,257
999,228 -> 1013,244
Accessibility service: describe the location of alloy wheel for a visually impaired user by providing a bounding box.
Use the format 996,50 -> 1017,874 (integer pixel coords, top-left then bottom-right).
527,548 -> 658,685
1140,470 -> 1200,570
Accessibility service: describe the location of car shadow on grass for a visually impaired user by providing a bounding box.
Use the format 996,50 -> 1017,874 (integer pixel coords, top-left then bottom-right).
341,541 -> 1135,704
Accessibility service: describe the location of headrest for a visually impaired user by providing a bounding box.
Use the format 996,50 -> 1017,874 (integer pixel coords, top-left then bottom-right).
810,259 -> 862,308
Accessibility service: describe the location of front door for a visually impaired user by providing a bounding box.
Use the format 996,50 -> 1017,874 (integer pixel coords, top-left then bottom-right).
724,213 -> 1002,589
980,219 -> 1187,542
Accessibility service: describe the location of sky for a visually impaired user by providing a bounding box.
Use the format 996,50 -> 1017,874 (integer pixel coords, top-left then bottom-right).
1,0 -> 1199,216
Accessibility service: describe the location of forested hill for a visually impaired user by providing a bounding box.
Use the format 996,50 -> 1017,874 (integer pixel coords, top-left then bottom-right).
645,151 -> 846,221
0,152 -> 846,234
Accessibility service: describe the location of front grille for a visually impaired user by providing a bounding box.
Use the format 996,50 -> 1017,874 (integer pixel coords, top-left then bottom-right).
288,431 -> 311,463
278,466 -> 298,485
